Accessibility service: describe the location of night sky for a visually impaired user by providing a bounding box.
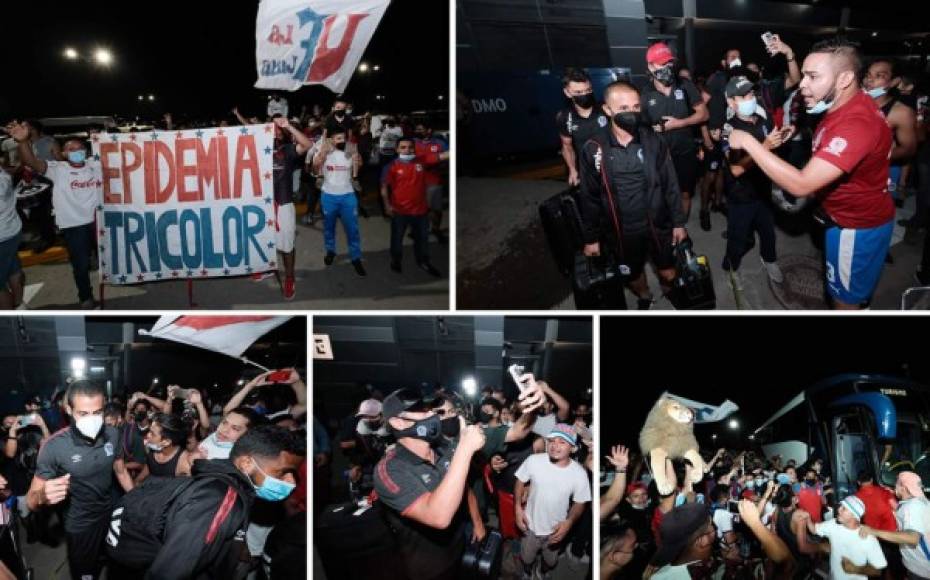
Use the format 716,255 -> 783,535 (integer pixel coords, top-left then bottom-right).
601,316 -> 930,453
0,0 -> 448,124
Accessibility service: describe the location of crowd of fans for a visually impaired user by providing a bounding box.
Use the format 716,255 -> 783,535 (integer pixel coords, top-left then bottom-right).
601,437 -> 930,579
0,93 -> 449,306
0,369 -> 308,579
314,374 -> 593,580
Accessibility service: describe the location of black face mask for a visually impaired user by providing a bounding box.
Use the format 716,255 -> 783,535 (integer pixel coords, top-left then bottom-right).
364,420 -> 382,430
571,93 -> 596,109
441,416 -> 460,438
477,410 -> 493,424
134,412 -> 147,423
394,414 -> 443,444
804,478 -> 817,486
612,111 -> 642,134
652,65 -> 675,87
335,142 -> 346,151
334,112 -> 345,119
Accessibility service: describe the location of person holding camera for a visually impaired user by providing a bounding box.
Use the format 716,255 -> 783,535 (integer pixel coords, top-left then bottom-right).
578,81 -> 689,310
372,387 -> 487,580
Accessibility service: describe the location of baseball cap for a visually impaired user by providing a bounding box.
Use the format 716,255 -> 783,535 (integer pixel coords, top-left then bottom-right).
725,76 -> 755,98
646,42 -> 675,66
546,423 -> 577,446
899,472 -> 926,499
381,388 -> 429,421
355,399 -> 382,417
653,503 -> 709,566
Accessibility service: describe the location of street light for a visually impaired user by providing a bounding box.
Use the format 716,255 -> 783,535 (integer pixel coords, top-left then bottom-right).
358,62 -> 369,73
148,94 -> 155,102
63,47 -> 79,60
94,48 -> 113,66
728,418 -> 740,430
711,434 -> 718,441
461,377 -> 477,397
372,65 -> 380,72
137,95 -> 144,101
438,95 -> 444,101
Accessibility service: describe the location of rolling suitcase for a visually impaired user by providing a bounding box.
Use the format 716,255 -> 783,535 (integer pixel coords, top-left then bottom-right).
667,239 -> 716,309
461,530 -> 503,579
572,253 -> 627,309
539,188 -> 586,277
315,501 -> 406,580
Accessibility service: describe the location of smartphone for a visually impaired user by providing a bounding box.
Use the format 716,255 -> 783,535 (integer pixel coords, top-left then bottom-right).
762,31 -> 775,52
507,364 -> 526,391
18,415 -> 33,427
728,500 -> 741,514
267,370 -> 291,383
174,388 -> 190,400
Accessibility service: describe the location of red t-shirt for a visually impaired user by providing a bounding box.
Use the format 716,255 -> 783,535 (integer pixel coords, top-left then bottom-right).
381,154 -> 440,215
812,90 -> 894,229
856,484 -> 897,532
415,139 -> 447,186
797,487 -> 824,523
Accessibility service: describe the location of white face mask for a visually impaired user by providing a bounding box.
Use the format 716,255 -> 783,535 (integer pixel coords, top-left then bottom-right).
729,58 -> 742,69
76,415 -> 103,439
146,441 -> 166,452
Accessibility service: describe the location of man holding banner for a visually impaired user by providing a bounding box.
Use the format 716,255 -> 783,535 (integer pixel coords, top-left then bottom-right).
9,122 -> 99,308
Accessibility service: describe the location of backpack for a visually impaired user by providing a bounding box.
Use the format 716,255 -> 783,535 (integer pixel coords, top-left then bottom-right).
106,474 -> 245,569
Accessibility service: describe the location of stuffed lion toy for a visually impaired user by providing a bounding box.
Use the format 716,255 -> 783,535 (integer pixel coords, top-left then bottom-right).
639,395 -> 705,495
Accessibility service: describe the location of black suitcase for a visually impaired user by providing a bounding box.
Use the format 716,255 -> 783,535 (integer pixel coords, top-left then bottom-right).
539,188 -> 586,277
667,239 -> 716,309
461,530 -> 503,579
572,253 -> 628,309
315,502 -> 406,580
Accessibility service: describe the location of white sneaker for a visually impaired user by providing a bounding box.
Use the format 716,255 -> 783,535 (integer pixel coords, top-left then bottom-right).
727,270 -> 744,291
762,259 -> 784,284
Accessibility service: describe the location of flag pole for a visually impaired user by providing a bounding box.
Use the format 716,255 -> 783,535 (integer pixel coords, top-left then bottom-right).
240,356 -> 271,372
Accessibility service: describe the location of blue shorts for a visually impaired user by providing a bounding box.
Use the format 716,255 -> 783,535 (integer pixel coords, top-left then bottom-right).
0,232 -> 21,286
824,221 -> 893,305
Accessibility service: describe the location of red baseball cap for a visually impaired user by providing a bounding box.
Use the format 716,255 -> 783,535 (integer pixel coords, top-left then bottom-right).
646,42 -> 675,66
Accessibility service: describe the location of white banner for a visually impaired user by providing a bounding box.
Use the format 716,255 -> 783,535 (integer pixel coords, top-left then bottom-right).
255,0 -> 390,93
140,315 -> 291,358
92,125 -> 276,285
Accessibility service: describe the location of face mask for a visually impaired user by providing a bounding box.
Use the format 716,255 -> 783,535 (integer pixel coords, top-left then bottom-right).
476,410 -> 493,424
68,150 -> 86,164
364,420 -> 382,430
394,414 -> 443,444
134,411 -> 147,423
652,65 -> 675,86
867,86 -> 887,99
334,112 -> 345,119
214,438 -> 234,450
806,85 -> 837,115
146,441 -> 166,452
746,480 -> 756,489
346,109 -> 353,116
441,416 -> 460,438
251,459 -> 296,502
805,478 -> 817,486
75,415 -> 103,439
755,478 -> 765,487
791,482 -> 802,493
254,405 -> 267,416
631,503 -> 648,510
729,58 -> 742,69
335,142 -> 346,151
571,93 -> 596,109
612,111 -> 642,134
399,154 -> 416,162
736,97 -> 757,118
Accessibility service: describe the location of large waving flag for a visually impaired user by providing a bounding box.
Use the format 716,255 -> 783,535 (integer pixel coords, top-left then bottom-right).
255,0 -> 390,93
140,316 -> 291,358
663,392 -> 739,424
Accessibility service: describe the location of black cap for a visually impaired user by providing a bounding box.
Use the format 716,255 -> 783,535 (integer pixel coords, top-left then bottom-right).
652,503 -> 709,567
382,388 -> 429,421
725,76 -> 754,99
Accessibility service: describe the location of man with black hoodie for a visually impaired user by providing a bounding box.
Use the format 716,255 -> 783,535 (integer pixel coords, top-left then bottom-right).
578,81 -> 689,310
108,424 -> 303,579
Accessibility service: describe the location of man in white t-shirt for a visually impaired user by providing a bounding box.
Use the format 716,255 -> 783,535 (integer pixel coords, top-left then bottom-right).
312,127 -> 365,276
514,423 -> 591,579
860,471 -> 930,579
9,121 -> 98,308
808,495 -> 887,579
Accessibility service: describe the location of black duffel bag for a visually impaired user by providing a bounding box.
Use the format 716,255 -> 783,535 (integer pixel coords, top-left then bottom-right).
667,238 -> 716,309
